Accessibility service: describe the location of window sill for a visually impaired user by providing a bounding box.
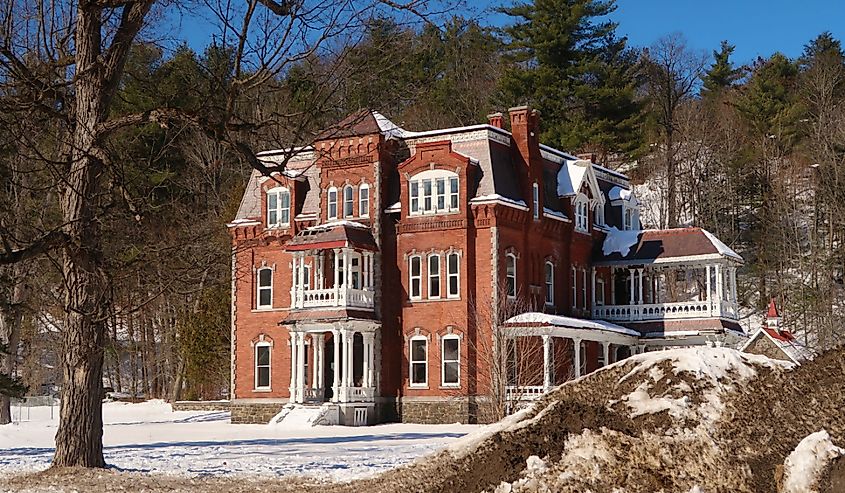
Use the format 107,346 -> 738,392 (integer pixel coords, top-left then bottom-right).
409,384 -> 429,390
252,307 -> 283,313
252,388 -> 272,393
408,298 -> 461,304
266,224 -> 291,230
408,210 -> 461,217
439,384 -> 460,389
574,228 -> 591,235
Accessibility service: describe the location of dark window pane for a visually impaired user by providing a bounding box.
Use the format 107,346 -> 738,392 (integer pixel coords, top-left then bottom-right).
430,278 -> 440,297
411,340 -> 426,361
444,362 -> 459,384
449,276 -> 458,295
412,279 -> 420,297
448,254 -> 458,273
412,363 -> 426,384
257,367 -> 270,387
257,346 -> 270,365
259,269 -> 272,286
411,257 -> 420,276
259,289 -> 271,306
443,338 -> 459,360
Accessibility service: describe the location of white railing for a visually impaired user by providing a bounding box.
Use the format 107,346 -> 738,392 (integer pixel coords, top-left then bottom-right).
593,300 -> 739,322
341,386 -> 375,403
302,387 -> 324,403
505,385 -> 546,402
292,287 -> 375,310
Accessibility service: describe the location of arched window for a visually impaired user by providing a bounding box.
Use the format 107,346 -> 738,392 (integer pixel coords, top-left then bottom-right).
409,336 -> 428,387
359,183 -> 370,217
428,254 -> 441,299
595,203 -> 605,227
544,261 -> 554,305
343,185 -> 354,217
447,252 -> 460,299
327,187 -> 338,220
257,267 -> 273,309
441,335 -> 460,386
409,255 -> 422,300
408,170 -> 460,215
254,341 -> 271,390
574,195 -> 589,232
266,187 -> 290,227
506,253 -> 517,298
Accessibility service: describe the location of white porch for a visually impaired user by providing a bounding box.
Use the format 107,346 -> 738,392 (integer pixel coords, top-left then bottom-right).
290,248 -> 376,310
592,261 -> 740,323
287,322 -> 379,405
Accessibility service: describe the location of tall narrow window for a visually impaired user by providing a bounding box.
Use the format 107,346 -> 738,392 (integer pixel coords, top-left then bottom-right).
506,253 -> 517,298
359,184 -> 370,217
343,185 -> 354,217
351,255 -> 360,289
575,196 -> 589,232
571,266 -> 577,310
255,342 -> 271,389
409,255 -> 422,300
428,254 -> 441,299
423,179 -> 433,212
581,269 -> 588,309
544,262 -> 554,305
410,181 -> 420,215
441,335 -> 460,386
447,252 -> 460,298
449,176 -> 459,210
533,182 -> 540,219
257,267 -> 273,309
436,178 -> 446,211
328,187 -> 338,220
410,337 -> 428,386
595,204 -> 605,227
579,341 -> 587,376
267,188 -> 290,227
302,265 -> 311,291
596,278 -> 605,306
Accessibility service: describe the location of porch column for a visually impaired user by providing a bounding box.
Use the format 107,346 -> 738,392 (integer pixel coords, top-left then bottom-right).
610,268 -> 615,305
333,249 -> 341,306
602,342 -> 610,367
316,253 -> 324,289
289,331 -> 298,401
705,264 -> 712,305
628,269 -> 635,305
363,332 -> 375,387
730,266 -> 738,304
368,252 -> 375,289
343,249 -> 352,288
715,264 -> 724,303
298,254 -> 306,307
573,338 -> 583,379
590,269 -> 597,312
312,333 -> 324,390
290,253 -> 298,308
331,329 -> 340,403
542,335 -> 553,390
296,332 -> 306,403
637,268 -> 644,305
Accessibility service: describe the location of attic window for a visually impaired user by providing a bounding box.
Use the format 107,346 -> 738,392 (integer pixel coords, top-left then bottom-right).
267,187 -> 291,227
574,194 -> 589,233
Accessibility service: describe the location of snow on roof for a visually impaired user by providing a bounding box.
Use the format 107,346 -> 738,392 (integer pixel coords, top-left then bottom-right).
701,229 -> 742,261
602,226 -> 641,257
385,202 -> 401,213
608,186 -> 636,203
504,312 -> 640,337
557,159 -> 587,196
543,207 -> 569,222
741,327 -> 814,365
372,111 -> 407,140
307,220 -> 369,231
470,194 -> 529,210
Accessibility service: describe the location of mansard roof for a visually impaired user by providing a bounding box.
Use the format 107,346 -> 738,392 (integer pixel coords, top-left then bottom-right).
594,227 -> 743,265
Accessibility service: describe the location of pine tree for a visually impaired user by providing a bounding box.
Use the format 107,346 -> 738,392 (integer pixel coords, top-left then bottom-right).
497,0 -> 645,157
701,40 -> 742,96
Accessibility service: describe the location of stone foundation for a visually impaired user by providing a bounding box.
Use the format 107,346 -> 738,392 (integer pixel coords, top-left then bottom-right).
397,397 -> 493,424
172,400 -> 230,412
230,401 -> 287,424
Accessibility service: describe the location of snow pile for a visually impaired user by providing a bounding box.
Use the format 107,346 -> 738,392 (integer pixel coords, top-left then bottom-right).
782,430 -> 844,493
608,185 -> 634,202
602,226 -> 641,257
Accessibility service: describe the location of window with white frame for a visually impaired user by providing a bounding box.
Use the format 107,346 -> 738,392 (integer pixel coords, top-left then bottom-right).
257,267 -> 273,309
302,264 -> 311,291
409,255 -> 422,300
545,261 -> 554,305
266,187 -> 291,227
409,336 -> 428,386
428,254 -> 441,299
596,278 -> 605,306
408,170 -> 460,215
328,187 -> 338,220
447,252 -> 460,298
574,195 -> 589,232
254,342 -> 271,389
359,184 -> 370,217
571,266 -> 577,310
532,182 -> 540,220
624,207 -> 633,230
581,269 -> 588,309
441,335 -> 460,386
343,185 -> 354,217
506,253 -> 517,298
595,203 -> 605,227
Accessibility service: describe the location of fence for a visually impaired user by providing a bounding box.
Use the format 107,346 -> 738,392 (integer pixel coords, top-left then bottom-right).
9,395 -> 59,423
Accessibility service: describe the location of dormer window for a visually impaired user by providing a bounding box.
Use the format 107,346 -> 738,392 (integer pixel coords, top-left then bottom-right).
267,187 -> 290,227
409,170 -> 460,216
594,204 -> 605,227
574,194 -> 589,233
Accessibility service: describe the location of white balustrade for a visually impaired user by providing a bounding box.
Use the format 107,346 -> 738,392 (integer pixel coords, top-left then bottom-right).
593,300 -> 739,322
295,287 -> 374,309
302,387 -> 324,403
505,385 -> 546,402
344,386 -> 375,402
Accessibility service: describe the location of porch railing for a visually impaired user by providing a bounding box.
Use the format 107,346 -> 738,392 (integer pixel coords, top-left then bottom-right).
505,385 -> 546,402
593,300 -> 738,322
340,386 -> 375,403
292,287 -> 375,310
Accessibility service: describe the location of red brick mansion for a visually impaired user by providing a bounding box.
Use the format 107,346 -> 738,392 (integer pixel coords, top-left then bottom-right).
227,108 -> 744,425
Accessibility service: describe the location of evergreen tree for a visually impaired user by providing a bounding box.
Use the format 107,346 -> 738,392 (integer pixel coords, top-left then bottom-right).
497,0 -> 645,157
0,343 -> 26,399
799,31 -> 844,70
701,40 -> 742,96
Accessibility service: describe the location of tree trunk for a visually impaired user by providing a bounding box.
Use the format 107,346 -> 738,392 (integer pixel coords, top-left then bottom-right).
0,271 -> 25,425
52,6 -> 108,468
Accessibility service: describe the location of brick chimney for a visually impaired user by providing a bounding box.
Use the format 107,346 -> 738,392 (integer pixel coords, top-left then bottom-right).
487,112 -> 504,129
508,106 -> 543,218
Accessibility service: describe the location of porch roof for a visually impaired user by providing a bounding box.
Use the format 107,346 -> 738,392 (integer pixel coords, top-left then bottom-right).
593,227 -> 742,266
286,221 -> 378,252
502,312 -> 640,345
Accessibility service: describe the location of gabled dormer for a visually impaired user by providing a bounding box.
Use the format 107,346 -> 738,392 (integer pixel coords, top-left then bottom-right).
557,159 -> 605,234
397,140 -> 475,223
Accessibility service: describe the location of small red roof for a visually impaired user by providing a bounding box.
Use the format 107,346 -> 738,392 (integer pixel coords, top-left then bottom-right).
286,221 -> 377,252
767,298 -> 780,319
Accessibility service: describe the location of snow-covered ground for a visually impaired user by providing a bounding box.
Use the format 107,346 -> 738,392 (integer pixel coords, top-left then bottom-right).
0,400 -> 479,481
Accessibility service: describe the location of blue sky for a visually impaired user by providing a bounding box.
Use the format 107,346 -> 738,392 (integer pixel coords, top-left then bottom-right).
175,0 -> 845,64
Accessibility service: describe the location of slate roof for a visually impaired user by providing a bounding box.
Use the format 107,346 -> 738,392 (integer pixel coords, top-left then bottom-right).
594,227 -> 743,265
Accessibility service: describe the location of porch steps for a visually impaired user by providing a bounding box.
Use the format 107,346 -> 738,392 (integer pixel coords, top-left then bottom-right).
268,403 -> 335,427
